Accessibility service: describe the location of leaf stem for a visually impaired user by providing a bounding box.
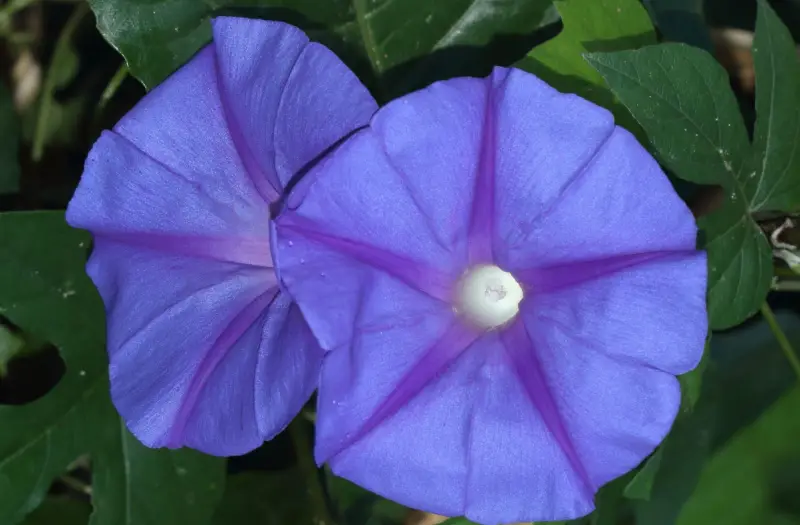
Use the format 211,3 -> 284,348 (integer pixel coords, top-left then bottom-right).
289,418 -> 336,525
98,63 -> 129,111
771,280 -> 800,292
761,302 -> 800,380
91,62 -> 129,130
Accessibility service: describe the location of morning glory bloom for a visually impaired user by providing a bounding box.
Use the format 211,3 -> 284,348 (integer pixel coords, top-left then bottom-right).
273,68 -> 707,523
66,18 -> 377,455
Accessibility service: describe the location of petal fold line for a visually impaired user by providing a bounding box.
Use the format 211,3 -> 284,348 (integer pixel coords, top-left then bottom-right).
166,286 -> 280,448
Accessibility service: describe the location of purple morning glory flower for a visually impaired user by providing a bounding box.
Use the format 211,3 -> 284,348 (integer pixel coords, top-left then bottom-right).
273,68 -> 707,522
66,18 -> 377,455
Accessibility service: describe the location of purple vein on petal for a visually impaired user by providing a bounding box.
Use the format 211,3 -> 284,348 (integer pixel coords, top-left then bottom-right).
94,231 -> 273,267
467,72 -> 503,265
516,251 -> 695,295
211,46 -> 284,203
500,319 -> 595,497
323,320 -> 481,463
278,215 -> 455,303
166,286 -> 279,448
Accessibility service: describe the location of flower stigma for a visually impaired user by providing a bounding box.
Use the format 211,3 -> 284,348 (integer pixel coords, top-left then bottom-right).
455,265 -> 524,330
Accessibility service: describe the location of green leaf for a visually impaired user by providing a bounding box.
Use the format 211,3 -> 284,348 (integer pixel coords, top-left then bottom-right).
213,471 -> 323,525
0,81 -> 20,195
677,385 -> 800,525
678,340 -> 710,411
0,211 -> 225,525
21,497 -> 91,525
586,0 -> 800,329
623,449 -> 664,501
89,0 -> 553,97
89,0 -> 211,90
750,0 -> 800,213
592,472 -> 636,525
89,423 -> 225,525
623,339 -> 709,503
517,0 -> 655,136
587,44 -> 750,187
326,468 -> 408,525
0,324 -> 26,377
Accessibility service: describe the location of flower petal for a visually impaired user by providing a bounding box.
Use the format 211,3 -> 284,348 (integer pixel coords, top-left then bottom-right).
517,296 -> 684,493
318,330 -> 596,523
211,17 -> 378,195
68,47 -> 272,264
319,320 -> 481,518
273,66 -> 706,524
67,128 -> 321,454
69,131 -> 272,266
275,190 -> 595,521
465,334 -> 595,523
369,75 -> 491,263
89,240 -> 321,455
278,129 -> 460,297
275,213 -> 449,383
366,68 -> 610,266
490,73 -> 697,268
67,17 -> 375,453
526,251 -> 707,375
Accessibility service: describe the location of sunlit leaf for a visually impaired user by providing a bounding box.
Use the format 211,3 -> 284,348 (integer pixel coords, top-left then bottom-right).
518,0 -> 655,136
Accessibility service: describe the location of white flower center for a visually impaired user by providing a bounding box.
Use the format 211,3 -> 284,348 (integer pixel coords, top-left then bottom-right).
456,265 -> 524,329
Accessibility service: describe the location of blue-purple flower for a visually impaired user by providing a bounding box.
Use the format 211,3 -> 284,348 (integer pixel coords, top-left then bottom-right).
66,18 -> 377,455
274,68 -> 708,523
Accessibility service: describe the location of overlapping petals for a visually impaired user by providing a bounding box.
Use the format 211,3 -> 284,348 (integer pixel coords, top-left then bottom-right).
67,17 -> 377,455
274,67 -> 707,522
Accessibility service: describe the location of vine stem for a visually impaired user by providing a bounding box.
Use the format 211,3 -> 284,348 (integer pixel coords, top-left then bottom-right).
289,418 -> 336,525
761,302 -> 800,381
32,1 -> 89,161
60,474 -> 92,495
98,63 -> 129,111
